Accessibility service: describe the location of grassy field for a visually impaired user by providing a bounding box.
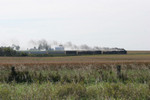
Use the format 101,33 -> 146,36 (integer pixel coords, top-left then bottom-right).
127,50 -> 150,55
0,53 -> 150,64
0,51 -> 150,100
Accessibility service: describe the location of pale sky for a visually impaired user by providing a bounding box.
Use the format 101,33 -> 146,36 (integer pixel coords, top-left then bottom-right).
0,0 -> 150,50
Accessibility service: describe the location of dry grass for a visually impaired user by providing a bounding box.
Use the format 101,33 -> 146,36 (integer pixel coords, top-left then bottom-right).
127,51 -> 150,54
0,53 -> 150,71
0,54 -> 150,64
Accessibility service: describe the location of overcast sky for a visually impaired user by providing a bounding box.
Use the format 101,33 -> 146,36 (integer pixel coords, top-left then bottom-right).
0,0 -> 150,50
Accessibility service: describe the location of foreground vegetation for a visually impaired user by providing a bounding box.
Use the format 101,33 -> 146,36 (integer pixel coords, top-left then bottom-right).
0,53 -> 150,99
1,82 -> 150,100
0,63 -> 150,99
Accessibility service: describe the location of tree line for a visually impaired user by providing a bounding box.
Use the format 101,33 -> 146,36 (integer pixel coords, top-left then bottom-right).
0,47 -> 28,56
0,47 -> 63,57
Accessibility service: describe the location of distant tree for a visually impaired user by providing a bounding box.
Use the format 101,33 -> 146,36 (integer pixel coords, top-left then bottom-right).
20,52 -> 28,56
0,47 -> 16,56
0,48 -> 4,56
16,46 -> 20,50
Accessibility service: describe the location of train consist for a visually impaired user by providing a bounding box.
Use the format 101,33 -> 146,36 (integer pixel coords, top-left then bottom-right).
23,49 -> 127,55
65,51 -> 102,55
65,50 -> 127,55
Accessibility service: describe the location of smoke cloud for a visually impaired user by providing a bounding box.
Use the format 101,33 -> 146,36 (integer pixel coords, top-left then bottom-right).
12,44 -> 20,50
29,39 -> 51,50
29,39 -> 125,51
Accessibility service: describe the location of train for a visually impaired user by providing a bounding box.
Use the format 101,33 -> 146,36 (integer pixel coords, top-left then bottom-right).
65,50 -> 127,55
21,50 -> 127,55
